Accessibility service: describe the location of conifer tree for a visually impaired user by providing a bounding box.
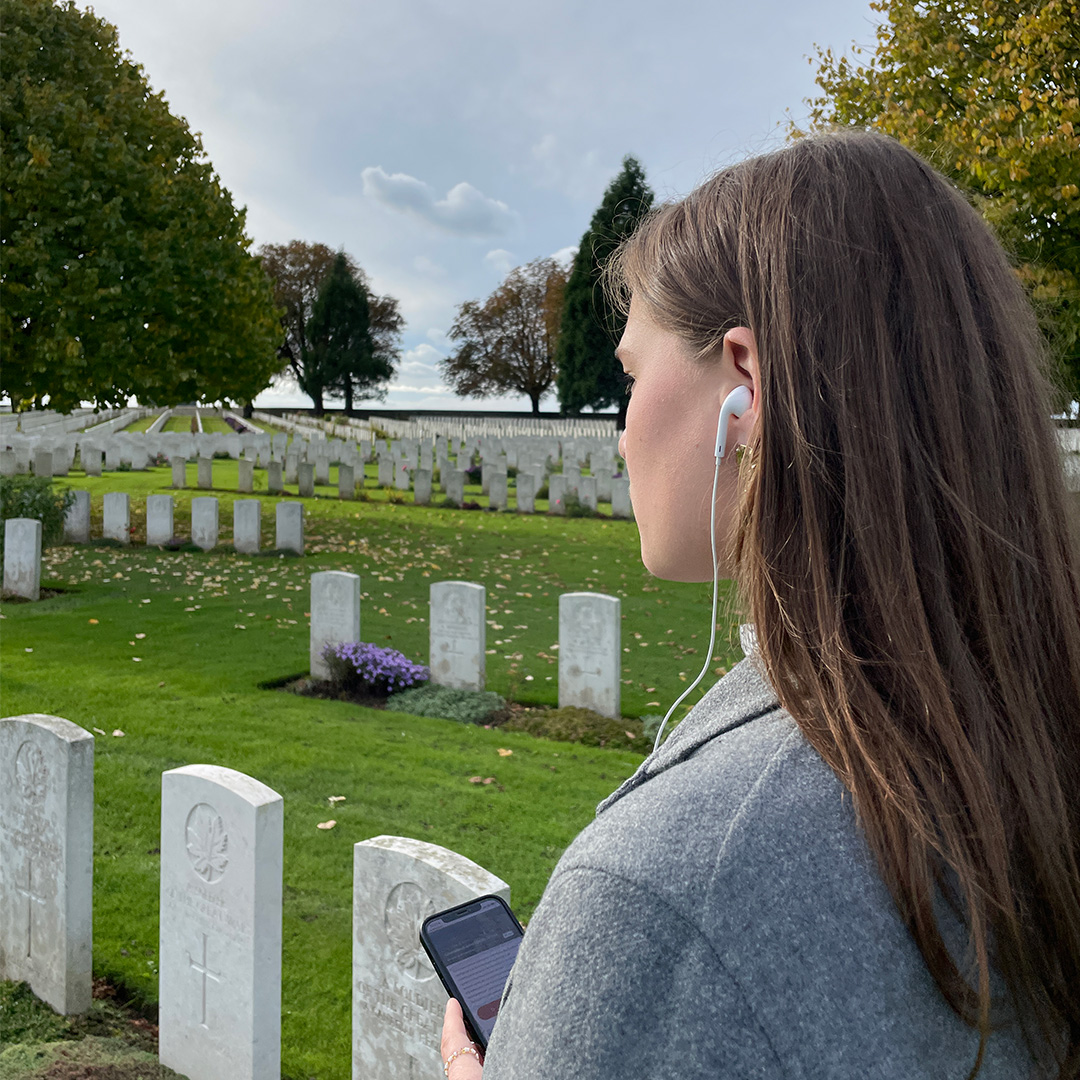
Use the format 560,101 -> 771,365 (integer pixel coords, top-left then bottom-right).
555,156 -> 653,426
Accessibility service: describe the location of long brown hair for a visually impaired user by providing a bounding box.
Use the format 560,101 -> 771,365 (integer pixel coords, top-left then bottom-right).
610,130 -> 1080,1077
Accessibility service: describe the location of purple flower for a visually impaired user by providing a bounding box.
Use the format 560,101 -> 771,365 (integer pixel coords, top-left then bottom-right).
321,640 -> 429,696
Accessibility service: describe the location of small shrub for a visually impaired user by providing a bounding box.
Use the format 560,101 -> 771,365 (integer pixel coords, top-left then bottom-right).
150,452 -> 170,467
0,475 -> 75,557
503,706 -> 645,751
387,684 -> 506,725
321,641 -> 428,695
563,491 -> 598,518
116,461 -> 132,472
535,482 -> 549,500
213,450 -> 231,460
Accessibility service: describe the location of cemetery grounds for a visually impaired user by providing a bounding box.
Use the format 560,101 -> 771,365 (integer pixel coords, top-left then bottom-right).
0,458 -> 746,1080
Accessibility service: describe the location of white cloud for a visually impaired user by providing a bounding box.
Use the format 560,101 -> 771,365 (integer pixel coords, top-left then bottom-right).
361,166 -> 515,237
483,248 -> 516,277
550,245 -> 578,268
427,327 -> 451,348
412,255 -> 445,276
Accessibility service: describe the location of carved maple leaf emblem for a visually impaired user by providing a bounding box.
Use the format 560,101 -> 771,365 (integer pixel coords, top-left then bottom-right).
384,882 -> 435,981
185,804 -> 229,883
15,743 -> 47,801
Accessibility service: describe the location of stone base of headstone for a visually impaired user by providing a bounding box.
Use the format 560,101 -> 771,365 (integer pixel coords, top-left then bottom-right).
352,836 -> 509,1080
0,714 -> 94,1014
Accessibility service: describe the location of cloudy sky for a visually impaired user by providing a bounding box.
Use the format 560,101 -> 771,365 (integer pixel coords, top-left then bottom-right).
85,0 -> 879,412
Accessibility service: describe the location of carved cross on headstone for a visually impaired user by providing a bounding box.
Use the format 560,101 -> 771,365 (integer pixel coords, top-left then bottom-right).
186,932 -> 222,1027
14,857 -> 46,958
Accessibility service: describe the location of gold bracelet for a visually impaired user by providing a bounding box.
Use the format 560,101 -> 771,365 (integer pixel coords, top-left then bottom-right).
443,1044 -> 481,1076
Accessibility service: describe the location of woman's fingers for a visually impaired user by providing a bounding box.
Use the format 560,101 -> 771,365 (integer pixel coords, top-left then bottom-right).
441,998 -> 484,1078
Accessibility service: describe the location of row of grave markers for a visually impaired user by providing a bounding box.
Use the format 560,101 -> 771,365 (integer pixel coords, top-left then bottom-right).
0,714 -> 505,1079
311,571 -> 623,719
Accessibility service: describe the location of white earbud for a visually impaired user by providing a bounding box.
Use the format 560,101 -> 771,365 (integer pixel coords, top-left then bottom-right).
714,385 -> 753,459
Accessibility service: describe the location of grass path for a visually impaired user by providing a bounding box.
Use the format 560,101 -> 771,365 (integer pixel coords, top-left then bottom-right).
1,464 -> 746,1079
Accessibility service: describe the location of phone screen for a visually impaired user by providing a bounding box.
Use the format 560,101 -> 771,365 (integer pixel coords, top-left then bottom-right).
420,895 -> 523,1047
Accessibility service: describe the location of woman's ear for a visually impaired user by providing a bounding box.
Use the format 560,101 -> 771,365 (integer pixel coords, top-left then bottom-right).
720,326 -> 761,450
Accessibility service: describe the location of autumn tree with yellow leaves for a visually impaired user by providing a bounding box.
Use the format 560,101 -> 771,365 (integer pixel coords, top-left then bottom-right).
800,0 -> 1080,396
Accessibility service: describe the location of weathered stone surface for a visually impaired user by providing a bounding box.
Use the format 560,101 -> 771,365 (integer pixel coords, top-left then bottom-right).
444,469 -> 464,507
0,714 -> 94,1014
82,447 -> 103,477
197,458 -> 214,490
147,495 -> 175,546
298,463 -> 315,499
413,469 -> 432,506
191,498 -> 219,551
352,836 -> 509,1080
611,477 -> 633,519
33,448 -> 54,479
171,458 -> 188,489
547,474 -> 567,515
310,571 -> 360,679
429,582 -> 485,691
266,461 -> 284,495
64,491 -> 91,544
159,764 -> 283,1080
233,500 -> 261,555
275,502 -> 304,555
102,492 -> 130,545
237,460 -> 254,494
338,463 -> 355,500
515,472 -> 536,514
558,592 -> 621,718
488,471 -> 508,511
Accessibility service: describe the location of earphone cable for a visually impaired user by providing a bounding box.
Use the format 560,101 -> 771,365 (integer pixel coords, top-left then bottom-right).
652,457 -> 723,754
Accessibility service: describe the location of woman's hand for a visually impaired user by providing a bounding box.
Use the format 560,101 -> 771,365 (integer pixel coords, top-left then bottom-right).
441,998 -> 484,1078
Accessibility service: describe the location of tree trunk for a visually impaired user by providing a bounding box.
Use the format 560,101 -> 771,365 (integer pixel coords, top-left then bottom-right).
530,390 -> 541,415
344,381 -> 355,417
242,401 -> 254,419
311,387 -> 325,417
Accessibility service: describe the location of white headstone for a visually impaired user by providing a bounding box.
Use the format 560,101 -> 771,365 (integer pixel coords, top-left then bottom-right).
610,477 -> 633,519
515,472 -> 536,514
159,765 -> 283,1080
558,592 -> 621,718
171,458 -> 187,489
275,502 -> 304,555
81,446 -> 103,477
488,471 -> 508,511
297,463 -> 315,499
233,500 -> 260,555
429,582 -> 486,691
197,457 -> 213,489
338,463 -> 355,500
147,495 -> 175,546
548,474 -> 567,515
315,456 -> 330,486
1,449 -> 17,476
267,461 -> 284,495
377,457 -> 394,488
393,462 -> 411,491
237,459 -> 254,494
310,571 -> 361,679
413,468 -> 432,506
191,497 -> 219,551
284,455 -> 298,485
64,491 -> 91,544
102,492 -> 131,544
444,470 -> 464,507
352,836 -> 509,1080
33,448 -> 54,479
0,714 -> 94,1014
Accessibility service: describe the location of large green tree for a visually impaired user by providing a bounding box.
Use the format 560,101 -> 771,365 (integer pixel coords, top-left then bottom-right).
555,156 -> 654,426
801,0 -> 1080,396
441,256 -> 567,414
0,0 -> 282,411
306,252 -> 395,415
258,241 -> 403,415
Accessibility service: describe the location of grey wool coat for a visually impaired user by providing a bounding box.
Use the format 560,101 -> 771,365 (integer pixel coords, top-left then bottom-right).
483,656 -> 1043,1079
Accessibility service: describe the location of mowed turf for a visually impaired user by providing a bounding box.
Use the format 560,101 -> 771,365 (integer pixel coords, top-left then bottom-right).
0,462 -> 746,1080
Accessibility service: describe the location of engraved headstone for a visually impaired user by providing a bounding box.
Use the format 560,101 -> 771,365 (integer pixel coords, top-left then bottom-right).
413,468 -> 432,506
147,495 -> 175,546
3,519 -> 42,602
338,463 -> 355,500
558,592 -> 621,718
488,471 -> 508,511
171,458 -> 187,489
104,444 -> 121,472
191,497 -> 219,551
444,469 -> 464,507
578,475 -> 598,512
33,448 -> 54,479
315,456 -> 330,486
393,462 -> 411,491
429,582 -> 486,691
233,500 -> 261,555
198,457 -> 213,490
267,461 -> 284,495
102,492 -> 131,544
237,459 -> 254,494
377,456 -> 394,488
352,836 -> 509,1080
0,714 -> 93,1014
547,474 -> 567,515
159,764 -> 283,1080
284,455 -> 298,485
310,571 -> 361,679
611,477 -> 633,519
64,491 -> 91,544
0,449 -> 16,477
515,472 -> 536,514
275,502 -> 304,555
298,463 -> 315,499
81,446 -> 103,477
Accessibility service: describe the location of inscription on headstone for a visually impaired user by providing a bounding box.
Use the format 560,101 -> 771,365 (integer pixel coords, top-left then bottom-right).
558,592 -> 621,718
191,497 -> 219,551
429,582 -> 486,691
310,571 -> 361,680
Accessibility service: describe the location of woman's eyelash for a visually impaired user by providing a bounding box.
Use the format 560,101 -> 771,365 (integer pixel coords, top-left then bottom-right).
620,372 -> 636,396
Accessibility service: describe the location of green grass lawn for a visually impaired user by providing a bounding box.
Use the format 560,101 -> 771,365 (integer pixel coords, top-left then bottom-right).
197,415 -> 235,434
119,413 -> 165,434
160,415 -> 198,434
1,464 -> 746,1079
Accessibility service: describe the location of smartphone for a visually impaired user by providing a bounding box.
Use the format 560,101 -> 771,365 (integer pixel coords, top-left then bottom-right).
419,894 -> 524,1049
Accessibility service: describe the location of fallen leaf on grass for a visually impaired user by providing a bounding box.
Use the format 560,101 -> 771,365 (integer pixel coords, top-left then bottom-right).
132,657 -> 142,662
135,633 -> 146,639
328,795 -> 346,805
482,777 -> 497,785
88,618 -> 99,625
93,727 -> 106,736
316,820 -> 337,830
112,730 -> 125,737
497,748 -> 513,757
625,731 -> 637,739
468,776 -> 484,784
